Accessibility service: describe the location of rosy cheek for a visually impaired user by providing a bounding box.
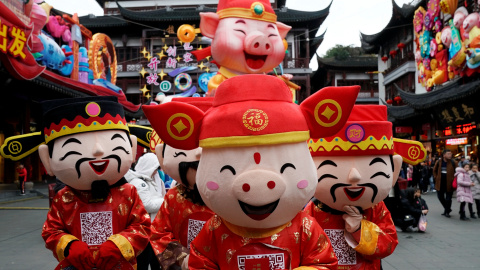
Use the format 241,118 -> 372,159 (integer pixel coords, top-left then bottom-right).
206,181 -> 219,191
297,180 -> 309,189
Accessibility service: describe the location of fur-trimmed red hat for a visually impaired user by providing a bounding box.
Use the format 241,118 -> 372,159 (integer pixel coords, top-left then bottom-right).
143,74 -> 359,150
309,105 -> 427,165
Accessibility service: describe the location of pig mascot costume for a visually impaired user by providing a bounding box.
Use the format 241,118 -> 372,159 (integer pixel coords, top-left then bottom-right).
305,105 -> 427,270
148,98 -> 215,270
143,74 -> 361,269
1,96 -> 152,270
195,0 -> 292,94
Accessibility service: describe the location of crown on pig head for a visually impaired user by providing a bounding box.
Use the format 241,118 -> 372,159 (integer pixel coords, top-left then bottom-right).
217,0 -> 277,23
143,75 -> 360,150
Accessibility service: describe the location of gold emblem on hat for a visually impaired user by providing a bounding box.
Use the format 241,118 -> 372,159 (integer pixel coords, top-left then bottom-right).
408,146 -> 421,160
8,141 -> 22,155
314,99 -> 342,127
243,109 -> 269,132
167,113 -> 194,140
251,2 -> 265,17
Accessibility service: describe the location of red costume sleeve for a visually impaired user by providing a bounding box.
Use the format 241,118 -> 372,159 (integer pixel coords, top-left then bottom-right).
356,202 -> 398,261
299,215 -> 338,270
188,217 -> 219,270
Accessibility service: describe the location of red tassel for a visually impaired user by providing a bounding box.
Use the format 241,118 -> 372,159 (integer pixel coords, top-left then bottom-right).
191,46 -> 212,61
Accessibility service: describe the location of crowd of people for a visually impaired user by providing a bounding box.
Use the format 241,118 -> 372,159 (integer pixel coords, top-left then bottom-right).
386,149 -> 480,233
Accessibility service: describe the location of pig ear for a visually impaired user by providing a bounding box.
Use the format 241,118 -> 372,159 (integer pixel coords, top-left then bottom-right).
200,12 -> 219,39
276,22 -> 291,39
142,103 -> 204,150
300,85 -> 360,139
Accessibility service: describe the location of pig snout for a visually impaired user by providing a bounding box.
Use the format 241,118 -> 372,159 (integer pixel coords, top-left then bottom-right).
244,31 -> 273,55
233,170 -> 286,205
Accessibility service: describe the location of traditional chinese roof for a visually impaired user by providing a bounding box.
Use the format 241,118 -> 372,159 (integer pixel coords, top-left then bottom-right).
394,79 -> 480,110
360,0 -> 425,53
317,55 -> 378,69
79,15 -> 129,28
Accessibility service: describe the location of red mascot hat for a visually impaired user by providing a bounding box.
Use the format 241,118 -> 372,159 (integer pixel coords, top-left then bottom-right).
143,74 -> 360,150
309,105 -> 427,165
217,0 -> 277,23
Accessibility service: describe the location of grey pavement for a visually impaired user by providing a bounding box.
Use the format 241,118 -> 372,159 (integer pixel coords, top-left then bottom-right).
0,186 -> 479,269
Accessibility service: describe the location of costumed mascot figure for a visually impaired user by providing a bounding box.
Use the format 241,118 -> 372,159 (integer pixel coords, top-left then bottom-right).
192,0 -> 295,96
305,105 -> 427,270
143,74 -> 361,269
147,97 -> 215,270
1,96 -> 152,270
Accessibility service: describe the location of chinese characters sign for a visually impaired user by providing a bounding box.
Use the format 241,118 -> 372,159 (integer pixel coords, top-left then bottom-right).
436,100 -> 478,128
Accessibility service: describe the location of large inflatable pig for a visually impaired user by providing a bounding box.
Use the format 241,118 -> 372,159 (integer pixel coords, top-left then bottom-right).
143,74 -> 360,269
196,0 -> 291,95
305,105 -> 426,270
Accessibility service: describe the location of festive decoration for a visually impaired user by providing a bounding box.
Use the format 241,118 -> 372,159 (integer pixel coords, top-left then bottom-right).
397,42 -> 405,51
394,96 -> 402,104
389,50 -> 397,58
381,56 -> 388,63
386,99 -> 393,104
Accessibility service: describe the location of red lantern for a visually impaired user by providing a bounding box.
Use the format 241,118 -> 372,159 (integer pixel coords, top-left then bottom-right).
381,56 -> 388,63
389,50 -> 397,58
386,99 -> 393,104
394,96 -> 402,104
397,42 -> 405,51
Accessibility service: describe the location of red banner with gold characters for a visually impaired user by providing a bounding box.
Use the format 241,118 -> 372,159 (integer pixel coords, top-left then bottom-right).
393,138 -> 427,165
0,1 -> 45,80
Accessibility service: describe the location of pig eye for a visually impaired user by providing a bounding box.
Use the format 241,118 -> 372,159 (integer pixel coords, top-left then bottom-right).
280,163 -> 296,174
268,34 -> 278,37
234,29 -> 246,35
220,165 -> 236,175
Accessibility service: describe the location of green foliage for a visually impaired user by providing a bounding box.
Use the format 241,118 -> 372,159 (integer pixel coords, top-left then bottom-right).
324,44 -> 364,60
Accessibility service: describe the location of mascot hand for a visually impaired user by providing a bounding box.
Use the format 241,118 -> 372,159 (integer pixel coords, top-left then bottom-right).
342,205 -> 363,233
180,254 -> 189,270
95,240 -> 126,269
65,240 -> 95,270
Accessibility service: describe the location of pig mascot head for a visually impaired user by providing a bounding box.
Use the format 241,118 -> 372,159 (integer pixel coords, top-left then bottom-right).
309,105 -> 427,211
143,74 -> 359,229
199,0 -> 290,75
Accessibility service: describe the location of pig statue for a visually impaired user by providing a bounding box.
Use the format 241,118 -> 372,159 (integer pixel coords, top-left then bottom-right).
305,105 -> 427,270
143,74 -> 360,269
453,6 -> 468,40
463,12 -> 480,48
196,0 -> 291,95
148,98 -> 215,270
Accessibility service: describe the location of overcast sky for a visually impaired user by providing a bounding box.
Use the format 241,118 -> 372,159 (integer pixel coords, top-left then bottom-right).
45,0 -> 414,70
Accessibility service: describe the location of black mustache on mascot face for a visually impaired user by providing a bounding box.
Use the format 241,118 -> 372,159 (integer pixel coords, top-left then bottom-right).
178,161 -> 199,187
329,183 -> 379,204
75,155 -> 122,178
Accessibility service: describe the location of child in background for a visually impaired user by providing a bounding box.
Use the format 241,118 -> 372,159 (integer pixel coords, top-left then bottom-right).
401,187 -> 428,232
456,163 -> 475,220
470,164 -> 480,218
17,164 -> 27,195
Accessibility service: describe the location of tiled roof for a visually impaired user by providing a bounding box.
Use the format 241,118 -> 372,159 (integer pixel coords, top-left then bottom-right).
317,56 -> 378,68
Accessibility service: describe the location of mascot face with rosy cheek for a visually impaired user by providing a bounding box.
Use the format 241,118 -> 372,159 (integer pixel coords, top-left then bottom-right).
155,144 -> 202,189
197,142 -> 317,228
39,130 -> 137,191
313,155 -> 402,211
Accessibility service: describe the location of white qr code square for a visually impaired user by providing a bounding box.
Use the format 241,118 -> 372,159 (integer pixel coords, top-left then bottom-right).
80,211 -> 113,246
324,229 -> 356,265
237,253 -> 285,270
187,219 -> 206,249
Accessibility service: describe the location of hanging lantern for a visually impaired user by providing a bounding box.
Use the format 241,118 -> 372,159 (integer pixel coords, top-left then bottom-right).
389,50 -> 397,58
381,56 -> 388,63
394,96 -> 402,104
397,42 -> 405,52
386,99 -> 393,104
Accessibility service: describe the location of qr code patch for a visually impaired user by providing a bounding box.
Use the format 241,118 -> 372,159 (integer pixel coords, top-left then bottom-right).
80,211 -> 113,245
187,219 -> 206,249
237,253 -> 285,270
324,229 -> 356,265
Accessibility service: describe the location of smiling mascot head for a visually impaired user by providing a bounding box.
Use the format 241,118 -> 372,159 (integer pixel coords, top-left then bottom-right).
143,74 -> 359,229
309,105 -> 427,211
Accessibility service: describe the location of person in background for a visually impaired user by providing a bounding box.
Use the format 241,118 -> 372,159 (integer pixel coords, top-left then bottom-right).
16,164 -> 27,195
470,164 -> 480,218
458,156 -> 467,168
125,152 -> 166,270
433,149 -> 456,217
407,164 -> 413,185
400,187 -> 428,232
420,162 -> 430,193
428,156 -> 436,192
456,163 -> 475,220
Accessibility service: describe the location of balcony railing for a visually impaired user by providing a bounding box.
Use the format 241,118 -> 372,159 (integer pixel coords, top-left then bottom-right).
283,57 -> 309,69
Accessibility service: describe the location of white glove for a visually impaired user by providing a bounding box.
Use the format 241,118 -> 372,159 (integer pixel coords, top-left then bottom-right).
181,254 -> 189,270
342,205 -> 363,233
